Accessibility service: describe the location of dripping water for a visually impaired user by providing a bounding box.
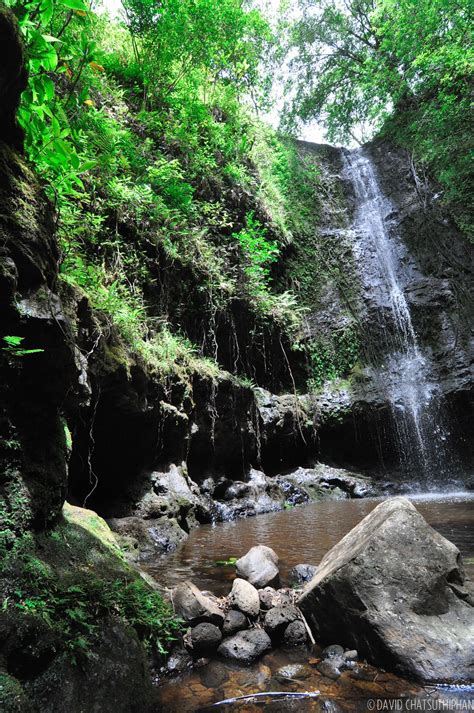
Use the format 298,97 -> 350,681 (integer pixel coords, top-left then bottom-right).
344,149 -> 455,486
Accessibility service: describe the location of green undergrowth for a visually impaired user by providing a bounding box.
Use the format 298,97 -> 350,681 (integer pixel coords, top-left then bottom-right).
1,514 -> 182,664
4,0 -> 358,391
307,326 -> 360,390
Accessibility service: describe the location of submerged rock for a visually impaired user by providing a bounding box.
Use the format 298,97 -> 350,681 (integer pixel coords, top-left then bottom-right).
166,646 -> 193,674
298,497 -> 474,683
275,663 -> 311,681
289,564 -> 318,586
235,545 -> 280,588
217,629 -> 272,663
172,581 -> 224,626
229,578 -> 260,618
317,658 -> 342,680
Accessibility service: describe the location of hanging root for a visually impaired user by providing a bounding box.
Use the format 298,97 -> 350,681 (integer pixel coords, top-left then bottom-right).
82,385 -> 100,507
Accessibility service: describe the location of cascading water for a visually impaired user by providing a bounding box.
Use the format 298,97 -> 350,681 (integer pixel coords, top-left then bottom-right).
344,148 -> 455,486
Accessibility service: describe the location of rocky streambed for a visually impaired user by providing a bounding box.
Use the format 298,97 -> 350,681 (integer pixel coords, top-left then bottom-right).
154,496 -> 474,711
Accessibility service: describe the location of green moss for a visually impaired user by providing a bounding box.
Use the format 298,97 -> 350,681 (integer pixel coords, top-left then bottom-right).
307,324 -> 360,389
1,507 -> 182,665
0,673 -> 33,713
62,502 -> 125,559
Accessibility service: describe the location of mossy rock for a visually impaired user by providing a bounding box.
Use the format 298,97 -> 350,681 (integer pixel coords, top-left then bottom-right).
62,502 -> 125,560
0,672 -> 34,713
1,503 -> 181,712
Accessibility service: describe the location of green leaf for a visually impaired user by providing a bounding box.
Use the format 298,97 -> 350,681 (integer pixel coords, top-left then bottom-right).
60,0 -> 88,11
3,336 -> 24,346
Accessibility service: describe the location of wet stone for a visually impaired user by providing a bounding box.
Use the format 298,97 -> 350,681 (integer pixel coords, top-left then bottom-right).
289,564 -> 318,586
229,578 -> 260,618
258,587 -> 277,610
172,580 -> 224,626
282,620 -> 307,647
264,605 -> 300,638
275,663 -> 311,682
222,609 -> 248,636
217,629 -> 272,663
198,660 -> 230,688
235,545 -> 280,589
322,644 -> 344,660
166,646 -> 193,674
190,622 -> 223,655
344,649 -> 358,661
318,658 -> 342,680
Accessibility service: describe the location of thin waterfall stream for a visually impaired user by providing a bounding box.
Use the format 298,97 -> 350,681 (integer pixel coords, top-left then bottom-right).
344,148 -> 454,485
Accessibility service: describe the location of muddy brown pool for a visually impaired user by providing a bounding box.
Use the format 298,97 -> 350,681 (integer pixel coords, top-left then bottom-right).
147,492 -> 474,594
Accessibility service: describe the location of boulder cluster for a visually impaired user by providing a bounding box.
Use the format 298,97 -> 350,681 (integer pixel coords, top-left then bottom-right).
171,545 -> 314,664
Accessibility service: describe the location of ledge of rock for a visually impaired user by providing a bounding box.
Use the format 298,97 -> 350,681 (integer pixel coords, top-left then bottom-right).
298,497 -> 474,683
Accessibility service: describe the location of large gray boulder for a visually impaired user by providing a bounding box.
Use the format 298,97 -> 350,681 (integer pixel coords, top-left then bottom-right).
172,581 -> 224,626
235,545 -> 279,588
298,497 -> 474,683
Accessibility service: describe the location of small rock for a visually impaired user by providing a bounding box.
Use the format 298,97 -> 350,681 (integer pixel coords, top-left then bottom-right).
344,649 -> 358,661
259,587 -> 277,610
283,620 -> 307,646
289,564 -> 318,586
190,623 -> 222,655
198,660 -> 229,688
322,644 -> 344,660
166,646 -> 193,674
264,605 -> 300,638
317,659 -> 341,680
229,578 -> 260,618
222,609 -> 248,636
217,629 -> 272,663
172,580 -> 224,626
275,663 -> 310,682
236,545 -> 280,588
272,589 -> 294,607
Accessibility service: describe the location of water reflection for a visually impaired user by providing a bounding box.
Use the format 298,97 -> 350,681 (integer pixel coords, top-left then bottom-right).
146,493 -> 474,595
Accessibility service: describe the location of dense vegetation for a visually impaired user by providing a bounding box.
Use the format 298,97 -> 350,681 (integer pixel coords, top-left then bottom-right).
286,0 -> 473,239
4,0 -> 335,391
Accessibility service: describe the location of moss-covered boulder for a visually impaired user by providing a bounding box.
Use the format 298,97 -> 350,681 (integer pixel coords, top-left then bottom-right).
0,505 -> 181,713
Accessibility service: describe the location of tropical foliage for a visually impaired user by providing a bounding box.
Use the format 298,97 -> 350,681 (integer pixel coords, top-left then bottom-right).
5,0 -> 323,382
286,0 -> 473,237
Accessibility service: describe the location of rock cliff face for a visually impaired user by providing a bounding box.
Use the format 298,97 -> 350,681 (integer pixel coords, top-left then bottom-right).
366,140 -> 473,466
2,10 -> 472,551
299,140 -> 473,474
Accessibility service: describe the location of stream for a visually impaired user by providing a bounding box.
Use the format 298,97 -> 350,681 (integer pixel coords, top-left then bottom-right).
152,492 -> 474,711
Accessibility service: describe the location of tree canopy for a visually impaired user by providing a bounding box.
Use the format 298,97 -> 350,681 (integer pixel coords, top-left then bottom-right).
285,0 -> 473,234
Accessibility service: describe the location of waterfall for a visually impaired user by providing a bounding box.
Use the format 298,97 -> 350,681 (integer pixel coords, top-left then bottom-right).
344,148 -> 454,485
